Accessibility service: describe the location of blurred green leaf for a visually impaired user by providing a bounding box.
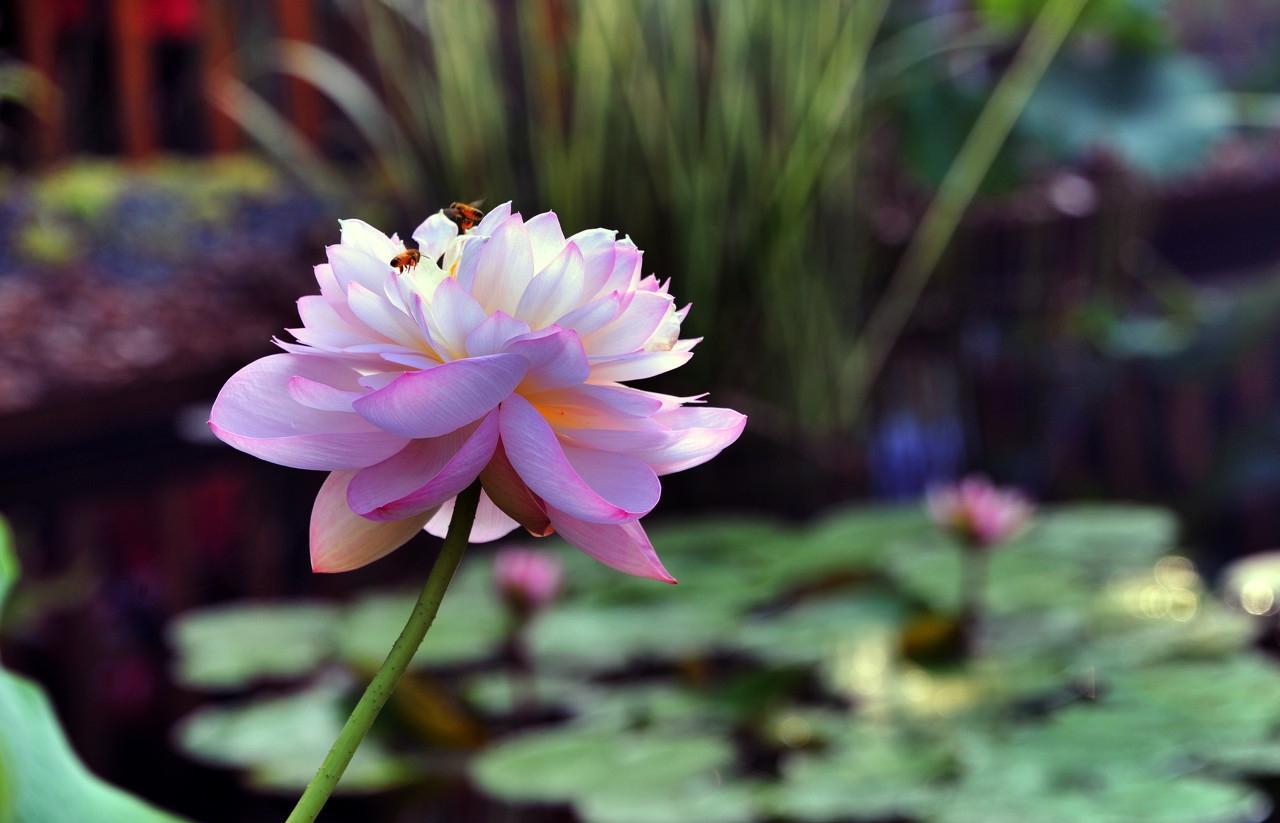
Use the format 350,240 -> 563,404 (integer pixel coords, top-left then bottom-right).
169,602 -> 341,689
528,602 -> 736,672
735,595 -> 907,665
1020,50 -> 1232,179
0,671 -> 190,822
175,677 -> 416,793
471,724 -> 739,819
769,721 -> 952,821
978,0 -> 1170,48
0,514 -> 188,822
338,561 -> 506,670
0,518 -> 15,620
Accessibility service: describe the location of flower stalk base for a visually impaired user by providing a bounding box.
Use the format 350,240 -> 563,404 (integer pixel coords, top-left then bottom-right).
284,481 -> 482,823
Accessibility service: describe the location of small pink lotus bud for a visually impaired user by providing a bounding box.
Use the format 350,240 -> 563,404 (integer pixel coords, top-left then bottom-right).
927,475 -> 1032,549
493,548 -> 563,611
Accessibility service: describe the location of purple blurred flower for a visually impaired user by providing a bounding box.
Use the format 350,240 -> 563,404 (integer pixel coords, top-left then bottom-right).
927,475 -> 1032,549
493,548 -> 563,611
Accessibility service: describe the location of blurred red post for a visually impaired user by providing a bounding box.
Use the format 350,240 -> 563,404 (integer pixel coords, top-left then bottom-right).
17,0 -> 64,163
111,0 -> 157,159
273,0 -> 321,143
199,0 -> 239,152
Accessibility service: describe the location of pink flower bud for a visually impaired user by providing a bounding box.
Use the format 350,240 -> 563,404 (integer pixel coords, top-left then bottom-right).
493,548 -> 563,611
927,475 -> 1033,549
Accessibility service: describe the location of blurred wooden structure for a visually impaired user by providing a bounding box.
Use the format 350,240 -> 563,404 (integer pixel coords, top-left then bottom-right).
12,0 -> 328,161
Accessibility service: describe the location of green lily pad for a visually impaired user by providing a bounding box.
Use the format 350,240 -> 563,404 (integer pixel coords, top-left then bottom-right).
1101,657 -> 1280,753
528,603 -> 736,672
734,594 -> 906,666
0,516 -> 189,822
762,505 -> 932,586
1021,50 -> 1231,181
928,772 -> 1266,823
576,779 -> 761,823
471,724 -> 736,812
337,561 -> 506,670
461,672 -> 601,717
769,721 -> 952,821
175,677 -> 417,793
169,602 -> 341,689
1026,505 -> 1178,571
884,541 -> 1092,616
0,670 -> 191,822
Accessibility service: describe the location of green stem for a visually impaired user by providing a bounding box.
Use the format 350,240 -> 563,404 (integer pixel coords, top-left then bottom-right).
285,481 -> 482,823
959,546 -> 989,658
841,0 -> 1088,417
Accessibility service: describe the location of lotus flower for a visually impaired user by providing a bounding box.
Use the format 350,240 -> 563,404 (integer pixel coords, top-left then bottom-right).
493,548 -> 563,611
210,203 -> 745,581
926,475 -> 1032,549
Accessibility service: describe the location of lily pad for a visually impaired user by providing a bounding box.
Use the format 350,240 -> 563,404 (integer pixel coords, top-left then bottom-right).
471,725 -> 735,807
762,505 -> 932,587
337,561 -> 506,670
169,602 -> 341,689
769,721 -> 952,821
175,677 -> 417,793
0,517 -> 189,822
576,779 -> 761,823
734,594 -> 906,665
528,603 -> 736,672
1026,505 -> 1178,571
1020,51 -> 1232,180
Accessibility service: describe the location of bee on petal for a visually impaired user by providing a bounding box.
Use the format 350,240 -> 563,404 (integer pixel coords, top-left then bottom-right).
389,248 -> 422,273
443,200 -> 485,232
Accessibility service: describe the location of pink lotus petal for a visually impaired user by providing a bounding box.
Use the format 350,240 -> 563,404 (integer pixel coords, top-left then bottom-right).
555,292 -> 624,338
505,327 -> 589,393
471,201 -> 513,236
346,281 -> 420,346
587,350 -> 693,382
462,213 -> 534,316
340,218 -> 401,263
567,228 -> 618,296
499,394 -> 651,523
424,277 -> 487,359
348,412 -> 500,520
310,470 -> 435,572
562,445 -> 660,516
598,238 -> 641,296
287,375 -> 362,412
327,243 -> 388,293
211,355 -> 406,470
525,210 -> 567,272
426,490 -> 522,543
378,351 -> 438,370
296,295 -> 365,346
516,242 -> 585,328
557,423 -> 672,453
412,212 -> 458,260
635,406 -> 747,475
354,353 -> 528,438
466,311 -> 532,357
585,291 -> 676,356
480,443 -> 553,536
533,383 -> 667,418
545,507 -> 675,583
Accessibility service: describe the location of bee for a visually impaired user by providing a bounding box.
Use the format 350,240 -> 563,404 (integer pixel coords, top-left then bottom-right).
443,200 -> 485,232
389,247 -> 423,273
